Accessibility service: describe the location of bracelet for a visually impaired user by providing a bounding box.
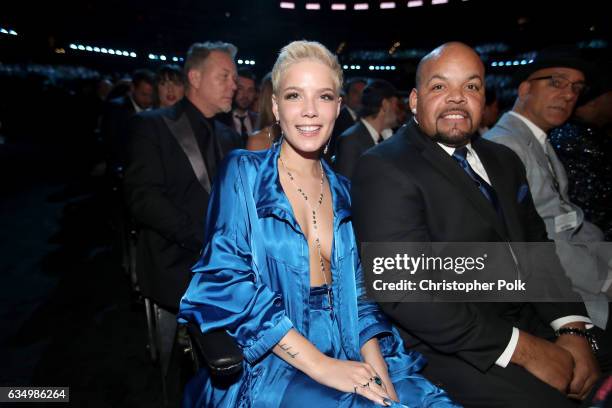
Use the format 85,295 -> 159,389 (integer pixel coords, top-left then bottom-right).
555,327 -> 599,352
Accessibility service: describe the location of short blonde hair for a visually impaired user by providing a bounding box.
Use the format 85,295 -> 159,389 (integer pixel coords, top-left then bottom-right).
271,40 -> 343,95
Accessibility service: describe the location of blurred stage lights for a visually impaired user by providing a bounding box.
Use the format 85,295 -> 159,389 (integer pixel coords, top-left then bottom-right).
237,59 -> 256,65
279,1 -> 454,10
148,54 -> 184,62
70,43 -> 137,58
490,59 -> 533,67
0,27 -> 18,36
342,65 -> 362,70
368,65 -> 397,71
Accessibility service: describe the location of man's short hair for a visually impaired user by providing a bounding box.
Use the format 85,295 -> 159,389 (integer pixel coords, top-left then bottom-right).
358,79 -> 398,118
132,69 -> 155,87
343,76 -> 367,96
184,41 -> 238,78
237,67 -> 257,83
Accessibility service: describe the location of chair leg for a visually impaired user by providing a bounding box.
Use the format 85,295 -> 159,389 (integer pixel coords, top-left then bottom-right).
144,298 -> 158,363
156,306 -> 178,407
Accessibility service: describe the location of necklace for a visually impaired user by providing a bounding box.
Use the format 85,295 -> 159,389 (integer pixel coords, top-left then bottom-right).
279,155 -> 333,307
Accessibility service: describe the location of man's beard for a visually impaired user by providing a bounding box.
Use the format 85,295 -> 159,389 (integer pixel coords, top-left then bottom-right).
431,119 -> 474,147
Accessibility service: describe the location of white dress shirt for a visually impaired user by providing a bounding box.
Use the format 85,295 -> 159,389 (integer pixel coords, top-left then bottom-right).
232,110 -> 254,136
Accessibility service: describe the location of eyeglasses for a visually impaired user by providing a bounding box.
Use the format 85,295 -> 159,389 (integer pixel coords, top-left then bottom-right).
528,75 -> 589,95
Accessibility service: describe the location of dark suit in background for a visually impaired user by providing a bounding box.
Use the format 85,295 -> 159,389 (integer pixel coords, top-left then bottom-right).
124,97 -> 241,311
334,120 -> 377,179
101,95 -> 137,173
351,120 -> 587,407
325,105 -> 358,163
216,110 -> 257,147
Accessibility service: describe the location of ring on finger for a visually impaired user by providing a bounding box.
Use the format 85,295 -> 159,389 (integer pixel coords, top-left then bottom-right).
353,385 -> 358,393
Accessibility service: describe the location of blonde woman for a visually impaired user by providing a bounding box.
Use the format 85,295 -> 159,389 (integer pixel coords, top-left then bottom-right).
179,41 -> 458,408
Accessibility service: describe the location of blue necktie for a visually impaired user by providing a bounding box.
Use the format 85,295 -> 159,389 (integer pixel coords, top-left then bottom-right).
452,146 -> 500,214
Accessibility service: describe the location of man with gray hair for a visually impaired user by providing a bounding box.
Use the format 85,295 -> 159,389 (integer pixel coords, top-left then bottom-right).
124,41 -> 242,402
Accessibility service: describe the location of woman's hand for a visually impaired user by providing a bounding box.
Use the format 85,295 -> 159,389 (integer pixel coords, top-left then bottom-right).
308,356 -> 393,406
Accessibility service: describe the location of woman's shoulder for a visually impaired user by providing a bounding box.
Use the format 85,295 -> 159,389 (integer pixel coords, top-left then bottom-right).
217,149 -> 270,185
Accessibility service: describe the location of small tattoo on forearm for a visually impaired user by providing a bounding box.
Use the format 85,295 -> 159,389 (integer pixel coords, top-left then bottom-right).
279,343 -> 299,359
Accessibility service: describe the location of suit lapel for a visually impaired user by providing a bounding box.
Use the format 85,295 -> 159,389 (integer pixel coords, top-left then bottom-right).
356,121 -> 376,149
471,138 -> 516,239
409,123 -> 507,238
163,112 -> 211,193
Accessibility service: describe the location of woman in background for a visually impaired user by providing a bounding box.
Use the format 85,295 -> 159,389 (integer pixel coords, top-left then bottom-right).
179,40 -> 458,408
247,72 -> 281,150
154,64 -> 185,108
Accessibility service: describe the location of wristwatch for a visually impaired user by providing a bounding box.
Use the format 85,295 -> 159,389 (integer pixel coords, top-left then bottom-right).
555,327 -> 599,352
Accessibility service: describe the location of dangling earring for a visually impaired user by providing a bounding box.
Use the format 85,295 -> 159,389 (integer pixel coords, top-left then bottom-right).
274,120 -> 284,147
323,137 -> 332,155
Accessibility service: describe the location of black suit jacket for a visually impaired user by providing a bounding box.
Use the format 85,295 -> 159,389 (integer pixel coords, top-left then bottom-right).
334,120 -> 376,179
124,98 -> 242,310
351,120 -> 587,372
215,110 -> 257,146
101,95 -> 136,171
325,106 -> 358,163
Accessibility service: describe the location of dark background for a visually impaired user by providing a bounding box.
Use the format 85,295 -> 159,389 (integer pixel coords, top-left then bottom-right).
0,1 -> 610,406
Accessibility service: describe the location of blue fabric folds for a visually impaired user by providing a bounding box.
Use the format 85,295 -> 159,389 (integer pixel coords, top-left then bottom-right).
178,145 -> 459,407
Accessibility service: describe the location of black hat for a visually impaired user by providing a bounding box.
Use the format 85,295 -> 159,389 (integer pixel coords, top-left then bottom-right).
513,44 -> 594,85
578,61 -> 612,106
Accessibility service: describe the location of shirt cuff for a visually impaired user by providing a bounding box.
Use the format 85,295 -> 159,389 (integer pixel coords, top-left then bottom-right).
242,315 -> 293,364
359,322 -> 392,349
550,316 -> 593,330
495,327 -> 519,368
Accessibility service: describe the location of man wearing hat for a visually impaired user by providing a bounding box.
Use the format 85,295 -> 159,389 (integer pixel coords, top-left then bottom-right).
485,46 -> 612,372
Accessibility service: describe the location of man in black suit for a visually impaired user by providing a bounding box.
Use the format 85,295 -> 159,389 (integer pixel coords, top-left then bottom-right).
123,42 -> 241,394
325,77 -> 367,162
102,69 -> 155,174
125,41 -> 242,312
216,67 -> 258,147
351,42 -> 600,407
334,79 -> 399,179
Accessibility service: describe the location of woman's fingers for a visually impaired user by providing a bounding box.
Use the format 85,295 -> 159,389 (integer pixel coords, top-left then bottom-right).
356,383 -> 392,406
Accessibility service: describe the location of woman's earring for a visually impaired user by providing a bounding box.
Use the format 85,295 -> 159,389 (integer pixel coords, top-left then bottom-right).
275,121 -> 284,147
323,137 -> 332,155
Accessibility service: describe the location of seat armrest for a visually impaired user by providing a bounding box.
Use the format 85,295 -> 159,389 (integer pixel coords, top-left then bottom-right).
185,321 -> 243,377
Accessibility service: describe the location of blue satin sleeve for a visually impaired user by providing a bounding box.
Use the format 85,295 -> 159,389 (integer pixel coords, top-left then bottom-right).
353,246 -> 393,349
178,154 -> 293,363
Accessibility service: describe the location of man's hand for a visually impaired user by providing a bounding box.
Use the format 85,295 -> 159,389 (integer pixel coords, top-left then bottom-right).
556,325 -> 600,400
511,330 -> 574,393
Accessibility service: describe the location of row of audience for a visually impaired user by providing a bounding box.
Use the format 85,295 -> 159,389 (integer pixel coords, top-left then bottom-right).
96,39 -> 611,407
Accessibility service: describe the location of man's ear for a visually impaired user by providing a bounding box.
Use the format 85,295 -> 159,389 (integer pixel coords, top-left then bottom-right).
517,80 -> 531,99
409,89 -> 418,115
187,69 -> 201,90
